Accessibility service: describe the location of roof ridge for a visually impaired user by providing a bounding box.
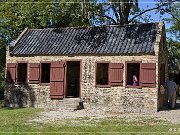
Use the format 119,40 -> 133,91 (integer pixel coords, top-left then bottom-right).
28,22 -> 161,31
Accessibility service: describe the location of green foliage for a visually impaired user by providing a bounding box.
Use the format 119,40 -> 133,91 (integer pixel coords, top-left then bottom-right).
55,0 -> 94,27
164,3 -> 180,41
163,3 -> 180,73
0,0 -> 56,41
168,39 -> 180,57
167,38 -> 180,73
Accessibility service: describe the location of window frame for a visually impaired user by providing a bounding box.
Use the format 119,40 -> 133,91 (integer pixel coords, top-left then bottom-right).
16,61 -> 28,84
125,61 -> 142,88
95,61 -> 110,88
40,61 -> 51,85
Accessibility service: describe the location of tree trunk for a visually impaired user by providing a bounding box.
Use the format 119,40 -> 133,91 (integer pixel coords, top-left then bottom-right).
119,0 -> 131,25
119,14 -> 129,25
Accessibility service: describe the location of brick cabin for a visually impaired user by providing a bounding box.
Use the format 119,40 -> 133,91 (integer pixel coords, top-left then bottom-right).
5,22 -> 168,112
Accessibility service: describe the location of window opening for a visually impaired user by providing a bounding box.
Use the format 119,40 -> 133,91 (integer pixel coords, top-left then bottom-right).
41,63 -> 50,83
96,63 -> 109,85
17,63 -> 27,83
127,63 -> 140,86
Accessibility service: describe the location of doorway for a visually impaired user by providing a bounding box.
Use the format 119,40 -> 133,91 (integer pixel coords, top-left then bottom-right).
66,61 -> 80,98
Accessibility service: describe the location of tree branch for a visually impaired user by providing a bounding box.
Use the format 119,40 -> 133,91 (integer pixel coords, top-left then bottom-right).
111,3 -> 120,23
129,2 -> 169,23
102,15 -> 117,24
166,11 -> 180,24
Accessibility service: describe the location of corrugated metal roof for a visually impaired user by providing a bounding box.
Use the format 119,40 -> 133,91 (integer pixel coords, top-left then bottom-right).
11,23 -> 159,56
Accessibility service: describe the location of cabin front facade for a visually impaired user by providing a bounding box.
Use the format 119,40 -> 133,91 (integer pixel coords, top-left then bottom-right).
5,22 -> 168,112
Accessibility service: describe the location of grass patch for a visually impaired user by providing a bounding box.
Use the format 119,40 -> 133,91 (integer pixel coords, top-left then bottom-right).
0,107 -> 41,132
0,108 -> 180,135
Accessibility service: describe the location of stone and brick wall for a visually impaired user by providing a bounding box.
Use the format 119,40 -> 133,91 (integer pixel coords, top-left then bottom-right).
5,54 -> 159,112
157,23 -> 169,110
4,22 -> 167,112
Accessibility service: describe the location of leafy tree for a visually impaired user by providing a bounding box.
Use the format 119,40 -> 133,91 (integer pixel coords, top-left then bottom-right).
167,39 -> 180,73
55,0 -> 98,27
0,0 -> 56,42
165,3 -> 180,73
165,3 -> 180,41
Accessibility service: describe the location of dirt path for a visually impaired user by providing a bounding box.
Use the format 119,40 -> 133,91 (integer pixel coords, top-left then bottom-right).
29,100 -> 180,124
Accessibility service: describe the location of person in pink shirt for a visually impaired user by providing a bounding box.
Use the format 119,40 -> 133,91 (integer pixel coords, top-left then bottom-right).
132,71 -> 138,86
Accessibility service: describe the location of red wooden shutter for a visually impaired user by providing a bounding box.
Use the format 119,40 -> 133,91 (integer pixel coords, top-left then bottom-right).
109,63 -> 124,86
140,63 -> 156,87
29,63 -> 40,83
50,62 -> 65,98
6,63 -> 16,83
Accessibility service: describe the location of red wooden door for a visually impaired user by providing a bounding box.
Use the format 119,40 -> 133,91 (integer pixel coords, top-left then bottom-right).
50,62 -> 65,98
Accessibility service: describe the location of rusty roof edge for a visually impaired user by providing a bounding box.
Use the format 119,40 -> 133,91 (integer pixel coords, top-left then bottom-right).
14,28 -> 28,46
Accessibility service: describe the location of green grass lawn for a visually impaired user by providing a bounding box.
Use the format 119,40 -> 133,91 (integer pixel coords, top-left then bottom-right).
0,107 -> 180,135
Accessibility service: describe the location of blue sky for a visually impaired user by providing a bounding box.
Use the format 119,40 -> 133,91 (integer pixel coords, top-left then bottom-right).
138,0 -> 171,28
